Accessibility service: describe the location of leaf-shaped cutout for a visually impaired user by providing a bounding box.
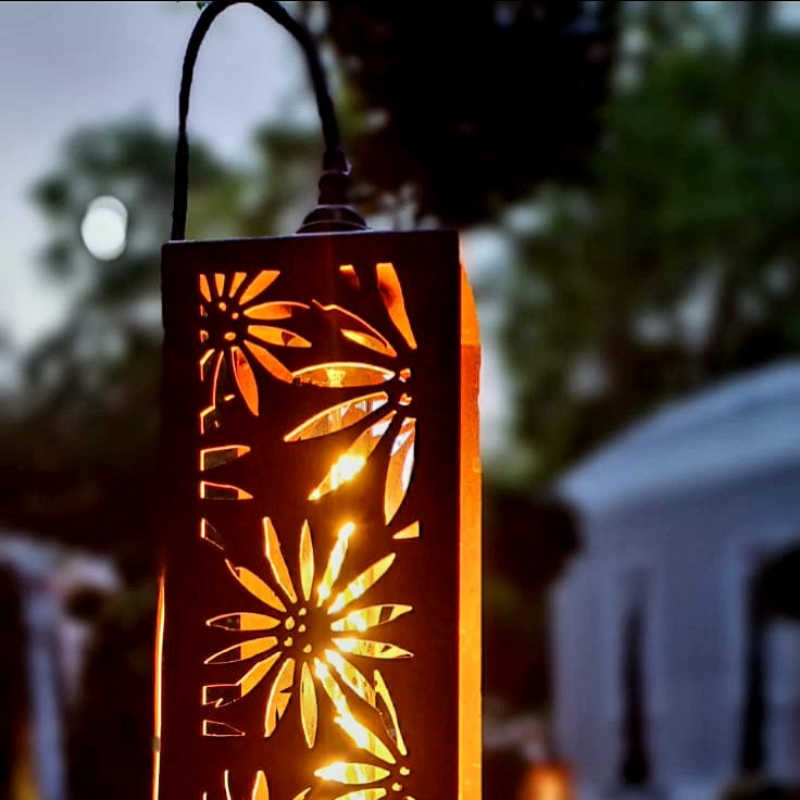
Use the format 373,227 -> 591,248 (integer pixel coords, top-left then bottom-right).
243,340 -> 292,383
231,346 -> 259,415
245,301 -> 308,320
252,771 -> 269,800
265,657 -> 295,737
374,670 -> 407,757
300,661 -> 317,748
200,348 -> 216,382
202,720 -> 245,738
201,518 -> 226,550
384,417 -> 416,524
334,714 -> 396,765
248,325 -> 311,349
341,329 -> 398,359
239,270 -> 280,305
227,271 -> 247,298
284,393 -> 389,443
207,612 -> 280,631
200,445 -> 250,471
263,518 -> 297,603
314,658 -> 349,715
214,273 -> 226,297
226,561 -> 287,613
203,651 -> 280,706
376,263 -> 417,349
199,274 -> 212,302
201,482 -> 253,501
330,790 -> 386,800
318,522 -> 356,607
325,649 -> 375,707
293,363 -> 395,388
328,554 -> 396,615
339,264 -> 361,289
309,412 -> 395,501
330,605 -> 413,633
299,520 -> 314,603
392,522 -> 420,541
315,763 -> 391,784
333,639 -> 413,660
205,636 -> 278,665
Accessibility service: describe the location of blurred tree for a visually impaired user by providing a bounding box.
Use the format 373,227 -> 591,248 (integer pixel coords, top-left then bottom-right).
322,1 -> 618,226
500,0 -> 800,482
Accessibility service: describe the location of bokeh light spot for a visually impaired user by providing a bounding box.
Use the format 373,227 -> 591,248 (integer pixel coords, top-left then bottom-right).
80,195 -> 128,260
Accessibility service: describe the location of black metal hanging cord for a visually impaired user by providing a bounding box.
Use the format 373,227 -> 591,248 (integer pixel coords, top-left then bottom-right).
171,0 -> 365,241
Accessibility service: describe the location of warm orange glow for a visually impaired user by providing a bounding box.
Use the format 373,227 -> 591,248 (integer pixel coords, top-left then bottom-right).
151,575 -> 165,800
460,265 -> 482,800
517,764 -> 574,800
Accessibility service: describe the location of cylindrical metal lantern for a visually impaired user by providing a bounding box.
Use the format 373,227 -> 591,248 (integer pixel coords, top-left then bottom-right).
153,4 -> 481,800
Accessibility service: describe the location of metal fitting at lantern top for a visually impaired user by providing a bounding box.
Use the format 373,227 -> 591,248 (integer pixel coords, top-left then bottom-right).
153,3 -> 481,800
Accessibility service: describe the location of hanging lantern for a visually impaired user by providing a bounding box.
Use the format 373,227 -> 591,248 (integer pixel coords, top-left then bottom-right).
153,2 -> 481,799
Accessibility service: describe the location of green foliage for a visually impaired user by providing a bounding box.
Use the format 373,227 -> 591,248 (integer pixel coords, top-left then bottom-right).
503,1 -> 800,482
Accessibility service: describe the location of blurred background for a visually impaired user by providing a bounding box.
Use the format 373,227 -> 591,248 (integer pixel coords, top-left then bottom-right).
2,2 -> 800,799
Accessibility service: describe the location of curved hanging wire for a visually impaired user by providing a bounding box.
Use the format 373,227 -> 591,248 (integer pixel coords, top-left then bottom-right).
171,0 -> 363,240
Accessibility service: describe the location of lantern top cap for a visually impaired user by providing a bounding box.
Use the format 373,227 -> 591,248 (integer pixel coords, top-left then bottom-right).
171,0 -> 366,241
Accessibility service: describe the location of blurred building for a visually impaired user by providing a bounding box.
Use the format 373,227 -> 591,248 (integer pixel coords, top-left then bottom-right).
552,361 -> 800,800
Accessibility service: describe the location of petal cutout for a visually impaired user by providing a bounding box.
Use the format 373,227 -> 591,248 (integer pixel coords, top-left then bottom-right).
333,639 -> 413,660
291,791 -> 311,800
207,612 -> 280,632
201,481 -> 253,501
263,518 -> 297,604
333,715 -> 396,765
314,658 -> 349,715
199,274 -> 212,302
284,393 -> 388,443
376,263 -> 417,349
202,720 -> 244,738
392,522 -> 420,541
374,670 -> 407,756
202,651 -> 280,706
325,649 -> 375,707
200,518 -> 226,550
252,771 -> 269,800
300,661 -> 318,748
205,636 -> 278,665
331,791 -> 386,800
239,270 -> 280,305
309,412 -> 395,501
248,325 -> 311,348
228,272 -> 247,298
318,522 -> 356,607
264,657 -> 295,737
244,301 -> 308,320
200,445 -> 250,471
226,561 -> 287,613
243,340 -> 293,383
384,418 -> 416,524
231,346 -> 259,415
339,264 -> 361,289
315,763 -> 390,784
292,363 -> 395,388
214,273 -> 226,298
330,605 -> 413,633
342,329 -> 398,359
299,520 -> 314,603
328,554 -> 396,615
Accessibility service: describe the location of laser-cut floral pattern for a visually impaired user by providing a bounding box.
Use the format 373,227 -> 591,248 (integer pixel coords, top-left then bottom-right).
314,670 -> 416,800
199,270 -> 310,417
203,769 -> 310,800
202,517 -> 412,748
285,262 -> 418,524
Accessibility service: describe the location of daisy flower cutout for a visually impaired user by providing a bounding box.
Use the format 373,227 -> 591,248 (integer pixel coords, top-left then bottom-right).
199,270 -> 309,419
286,262 -> 419,524
202,517 -> 415,747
